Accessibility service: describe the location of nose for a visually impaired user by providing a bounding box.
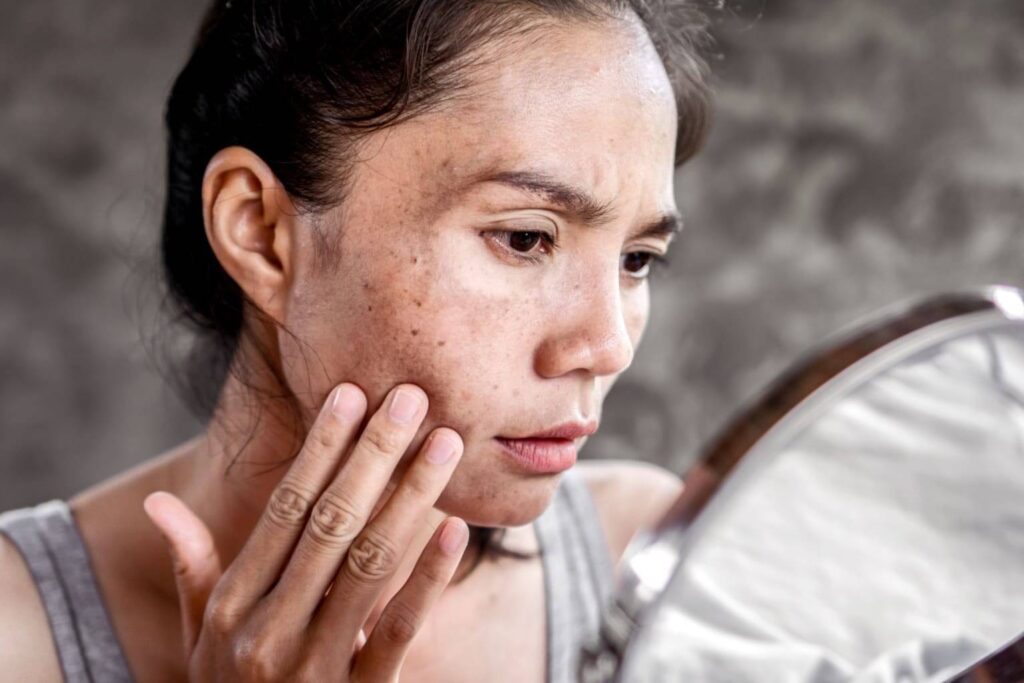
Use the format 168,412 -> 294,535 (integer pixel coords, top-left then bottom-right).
534,269 -> 635,379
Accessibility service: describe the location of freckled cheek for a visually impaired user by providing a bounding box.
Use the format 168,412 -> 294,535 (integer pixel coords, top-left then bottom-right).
404,296 -> 527,430
290,231 -> 540,443
347,275 -> 527,438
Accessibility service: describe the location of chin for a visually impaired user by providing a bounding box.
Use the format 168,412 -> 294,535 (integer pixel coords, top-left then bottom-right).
435,463 -> 565,528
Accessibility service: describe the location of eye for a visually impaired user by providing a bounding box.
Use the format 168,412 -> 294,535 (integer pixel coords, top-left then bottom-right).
483,229 -> 557,263
621,251 -> 668,280
508,231 -> 546,253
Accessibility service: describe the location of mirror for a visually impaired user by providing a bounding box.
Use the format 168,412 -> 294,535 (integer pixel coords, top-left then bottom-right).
586,286 -> 1024,683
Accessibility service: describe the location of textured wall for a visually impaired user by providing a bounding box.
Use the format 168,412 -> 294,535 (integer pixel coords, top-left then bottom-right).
1,1 -> 1022,510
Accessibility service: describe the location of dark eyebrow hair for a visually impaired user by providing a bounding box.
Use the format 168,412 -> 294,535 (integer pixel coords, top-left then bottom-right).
476,169 -> 683,241
636,212 -> 684,241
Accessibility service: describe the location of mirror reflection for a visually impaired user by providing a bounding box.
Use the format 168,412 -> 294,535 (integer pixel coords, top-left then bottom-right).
614,289 -> 1024,682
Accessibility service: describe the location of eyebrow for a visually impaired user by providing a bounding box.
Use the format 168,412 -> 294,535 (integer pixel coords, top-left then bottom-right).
476,170 -> 683,240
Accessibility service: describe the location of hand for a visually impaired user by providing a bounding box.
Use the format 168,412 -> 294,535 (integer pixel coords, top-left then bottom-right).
143,382 -> 468,681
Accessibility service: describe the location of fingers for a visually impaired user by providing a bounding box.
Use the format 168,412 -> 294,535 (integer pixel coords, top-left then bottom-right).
143,491 -> 222,657
213,382 -> 369,610
267,385 -> 437,618
310,426 -> 464,641
351,517 -> 469,680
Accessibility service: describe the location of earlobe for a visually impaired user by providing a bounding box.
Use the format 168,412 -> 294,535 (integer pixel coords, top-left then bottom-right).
201,146 -> 296,323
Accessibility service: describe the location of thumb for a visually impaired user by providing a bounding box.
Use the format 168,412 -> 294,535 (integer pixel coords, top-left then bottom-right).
143,491 -> 222,658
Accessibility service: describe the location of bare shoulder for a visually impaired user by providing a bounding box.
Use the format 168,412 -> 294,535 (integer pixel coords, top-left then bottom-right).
0,533 -> 63,680
574,459 -> 683,567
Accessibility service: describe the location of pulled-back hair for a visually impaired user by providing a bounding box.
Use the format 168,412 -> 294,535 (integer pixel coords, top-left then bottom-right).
158,0 -> 713,567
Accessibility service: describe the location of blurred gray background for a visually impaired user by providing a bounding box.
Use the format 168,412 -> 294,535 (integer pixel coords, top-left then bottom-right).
1,1 -> 1021,510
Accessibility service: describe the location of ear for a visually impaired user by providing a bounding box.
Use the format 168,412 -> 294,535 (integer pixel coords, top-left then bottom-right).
201,146 -> 297,324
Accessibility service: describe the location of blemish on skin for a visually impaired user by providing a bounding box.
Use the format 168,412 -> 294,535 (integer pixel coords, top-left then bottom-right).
411,329 -> 420,336
411,256 -> 419,265
437,341 -> 446,347
414,299 -> 423,307
367,305 -> 373,312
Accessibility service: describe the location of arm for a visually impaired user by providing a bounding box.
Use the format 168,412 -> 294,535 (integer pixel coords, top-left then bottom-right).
0,534 -> 63,680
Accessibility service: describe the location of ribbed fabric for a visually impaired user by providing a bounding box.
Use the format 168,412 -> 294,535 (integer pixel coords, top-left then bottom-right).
0,468 -> 614,683
0,500 -> 133,683
535,468 -> 616,683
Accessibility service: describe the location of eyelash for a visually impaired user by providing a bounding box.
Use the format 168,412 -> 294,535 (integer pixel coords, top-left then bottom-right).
482,229 -> 671,280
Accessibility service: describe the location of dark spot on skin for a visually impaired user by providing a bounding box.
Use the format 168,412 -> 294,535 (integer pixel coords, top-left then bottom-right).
367,305 -> 373,312
414,299 -> 422,307
411,256 -> 419,264
492,384 -> 498,391
437,341 -> 446,346
362,281 -> 370,289
411,329 -> 420,336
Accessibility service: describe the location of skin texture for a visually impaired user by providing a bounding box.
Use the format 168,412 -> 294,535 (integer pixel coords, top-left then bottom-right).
0,12 -> 686,682
235,13 -> 679,526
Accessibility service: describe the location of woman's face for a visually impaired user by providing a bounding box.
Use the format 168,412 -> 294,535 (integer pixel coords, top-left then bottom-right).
278,16 -> 679,527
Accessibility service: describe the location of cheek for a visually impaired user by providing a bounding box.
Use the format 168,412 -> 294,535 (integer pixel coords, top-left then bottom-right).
625,284 -> 651,346
291,234 -> 537,440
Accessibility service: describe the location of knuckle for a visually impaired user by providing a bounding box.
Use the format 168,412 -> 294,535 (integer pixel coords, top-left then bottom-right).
266,483 -> 315,529
205,595 -> 242,635
361,426 -> 401,459
401,469 -> 436,500
307,491 -> 361,547
170,552 -> 192,578
293,659 -> 327,683
234,635 -> 281,681
418,554 -> 451,586
345,531 -> 398,582
378,603 -> 420,645
307,421 -> 341,454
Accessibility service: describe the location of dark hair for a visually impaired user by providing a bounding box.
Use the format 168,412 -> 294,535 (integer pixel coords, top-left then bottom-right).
159,0 -> 713,568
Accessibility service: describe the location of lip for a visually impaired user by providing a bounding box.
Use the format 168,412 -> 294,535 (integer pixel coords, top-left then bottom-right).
495,420 -> 598,474
504,421 -> 599,441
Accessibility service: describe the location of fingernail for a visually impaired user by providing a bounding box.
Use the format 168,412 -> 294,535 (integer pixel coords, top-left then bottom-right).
439,519 -> 468,556
331,385 -> 364,421
388,388 -> 420,424
425,435 -> 458,465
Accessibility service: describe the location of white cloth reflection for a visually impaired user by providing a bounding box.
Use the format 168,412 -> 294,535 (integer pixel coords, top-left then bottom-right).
625,323 -> 1024,682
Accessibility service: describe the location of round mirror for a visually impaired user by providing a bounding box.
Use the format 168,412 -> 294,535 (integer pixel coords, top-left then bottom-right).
588,286 -> 1024,683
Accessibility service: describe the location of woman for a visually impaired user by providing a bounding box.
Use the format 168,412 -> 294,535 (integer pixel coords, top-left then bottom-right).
0,0 -> 711,680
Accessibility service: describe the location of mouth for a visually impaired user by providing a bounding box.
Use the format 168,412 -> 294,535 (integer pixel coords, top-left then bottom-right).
494,420 -> 598,474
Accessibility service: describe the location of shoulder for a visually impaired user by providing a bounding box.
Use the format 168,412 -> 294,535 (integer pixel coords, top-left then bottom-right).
0,529 -> 64,679
573,459 -> 683,568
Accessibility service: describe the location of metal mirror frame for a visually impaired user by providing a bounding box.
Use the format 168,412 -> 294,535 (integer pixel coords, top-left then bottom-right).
582,285 -> 1024,683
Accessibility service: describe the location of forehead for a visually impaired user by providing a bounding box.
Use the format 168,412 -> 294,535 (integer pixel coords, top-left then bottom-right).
347,15 -> 678,217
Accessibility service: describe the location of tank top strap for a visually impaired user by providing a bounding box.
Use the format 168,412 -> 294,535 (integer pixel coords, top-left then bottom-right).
534,468 -> 615,683
0,500 -> 133,682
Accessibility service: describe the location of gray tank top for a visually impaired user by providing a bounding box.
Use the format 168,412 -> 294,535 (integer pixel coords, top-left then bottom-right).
0,468 -> 614,682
